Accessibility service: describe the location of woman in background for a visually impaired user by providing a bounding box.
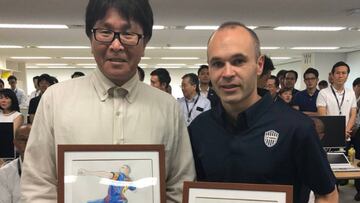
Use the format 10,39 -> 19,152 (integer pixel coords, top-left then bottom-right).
0,88 -> 24,133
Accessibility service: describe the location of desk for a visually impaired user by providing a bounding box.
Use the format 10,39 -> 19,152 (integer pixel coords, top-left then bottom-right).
334,159 -> 360,179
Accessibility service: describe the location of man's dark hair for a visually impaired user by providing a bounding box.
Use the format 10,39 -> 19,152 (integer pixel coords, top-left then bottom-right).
33,76 -> 39,81
208,21 -> 261,59
0,88 -> 20,112
38,74 -> 55,86
7,75 -> 17,82
261,55 -> 275,77
285,70 -> 298,80
331,61 -> 350,74
51,76 -> 59,84
269,75 -> 279,88
150,68 -> 171,88
137,66 -> 145,81
303,67 -> 319,79
182,73 -> 200,94
71,72 -> 85,78
85,0 -> 154,43
197,65 -> 209,75
353,77 -> 360,87
318,80 -> 328,88
0,78 -> 4,86
278,87 -> 293,95
276,69 -> 287,79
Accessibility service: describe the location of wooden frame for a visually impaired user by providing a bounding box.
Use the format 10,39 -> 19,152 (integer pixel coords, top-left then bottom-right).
183,181 -> 293,203
58,144 -> 166,203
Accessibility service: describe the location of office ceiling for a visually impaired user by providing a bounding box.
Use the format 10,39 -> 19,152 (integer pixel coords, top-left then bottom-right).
0,0 -> 359,69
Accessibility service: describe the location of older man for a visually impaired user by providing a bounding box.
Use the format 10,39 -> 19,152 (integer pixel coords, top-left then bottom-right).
20,0 -> 195,202
188,21 -> 338,203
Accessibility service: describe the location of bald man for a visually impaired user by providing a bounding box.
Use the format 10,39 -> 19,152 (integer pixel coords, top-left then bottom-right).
0,124 -> 31,203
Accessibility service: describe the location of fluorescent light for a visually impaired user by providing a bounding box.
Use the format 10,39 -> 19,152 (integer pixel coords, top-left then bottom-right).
270,57 -> 292,60
274,26 -> 345,31
0,24 -> 68,29
291,47 -> 339,50
153,25 -> 165,30
76,63 -> 97,66
160,57 -> 199,60
165,47 -> 207,50
36,63 -> 68,66
82,66 -> 96,69
145,47 -> 162,50
62,57 -> 94,60
37,46 -> 89,49
0,45 -> 24,48
26,66 -> 40,69
185,26 -> 219,30
185,25 -> 256,30
138,64 -> 147,66
156,63 -> 186,66
261,47 -> 280,50
141,57 -> 151,60
48,66 -> 75,69
154,66 -> 181,69
10,56 -> 52,59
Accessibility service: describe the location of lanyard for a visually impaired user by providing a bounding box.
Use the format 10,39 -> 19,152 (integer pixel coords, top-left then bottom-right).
185,94 -> 200,122
17,159 -> 22,177
330,85 -> 345,115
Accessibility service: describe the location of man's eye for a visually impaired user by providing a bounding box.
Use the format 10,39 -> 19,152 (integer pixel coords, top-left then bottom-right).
210,61 -> 224,68
231,58 -> 244,66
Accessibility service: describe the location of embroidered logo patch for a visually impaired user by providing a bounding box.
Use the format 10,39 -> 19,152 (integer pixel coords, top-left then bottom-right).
264,130 -> 279,147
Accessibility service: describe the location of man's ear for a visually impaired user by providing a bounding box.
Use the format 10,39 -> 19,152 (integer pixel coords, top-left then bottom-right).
256,55 -> 265,76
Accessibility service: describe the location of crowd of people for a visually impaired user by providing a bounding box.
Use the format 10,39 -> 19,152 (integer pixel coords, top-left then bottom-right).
1,0 -> 360,202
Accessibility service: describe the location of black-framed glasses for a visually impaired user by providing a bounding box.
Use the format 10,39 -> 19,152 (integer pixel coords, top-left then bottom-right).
91,28 -> 144,46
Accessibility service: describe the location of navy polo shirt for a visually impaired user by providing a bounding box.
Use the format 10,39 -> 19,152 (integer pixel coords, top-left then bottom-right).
188,93 -> 336,203
293,89 -> 319,112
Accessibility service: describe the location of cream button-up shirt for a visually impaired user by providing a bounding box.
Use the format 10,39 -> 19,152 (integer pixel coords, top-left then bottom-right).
20,69 -> 195,203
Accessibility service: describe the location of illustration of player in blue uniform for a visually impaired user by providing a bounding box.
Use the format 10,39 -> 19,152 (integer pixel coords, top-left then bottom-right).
78,165 -> 136,203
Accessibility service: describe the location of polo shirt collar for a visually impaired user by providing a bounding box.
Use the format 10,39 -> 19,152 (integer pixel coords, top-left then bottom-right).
91,68 -> 139,103
213,92 -> 273,132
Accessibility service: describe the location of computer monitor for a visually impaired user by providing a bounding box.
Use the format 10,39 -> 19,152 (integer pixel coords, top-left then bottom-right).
310,115 -> 346,148
0,122 -> 15,159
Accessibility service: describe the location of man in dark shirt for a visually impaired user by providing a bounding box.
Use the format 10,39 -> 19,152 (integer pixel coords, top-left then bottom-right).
293,67 -> 320,115
188,21 -> 338,203
284,70 -> 300,96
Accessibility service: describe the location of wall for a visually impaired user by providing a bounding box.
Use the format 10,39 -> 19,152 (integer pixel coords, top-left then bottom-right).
346,51 -> 360,88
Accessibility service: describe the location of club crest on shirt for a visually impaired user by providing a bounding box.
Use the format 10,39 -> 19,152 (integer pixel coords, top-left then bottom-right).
264,130 -> 279,147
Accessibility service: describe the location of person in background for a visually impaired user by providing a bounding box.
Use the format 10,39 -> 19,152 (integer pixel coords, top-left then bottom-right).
0,124 -> 31,203
0,89 -> 24,133
178,73 -> 210,126
276,69 -> 287,89
265,75 -> 279,99
7,76 -> 27,107
137,66 -> 145,81
197,64 -> 219,108
71,71 -> 85,78
278,87 -> 293,105
188,21 -> 338,202
318,80 -> 329,90
27,76 -> 41,102
257,55 -> 274,96
28,74 -> 55,123
150,68 -> 171,93
284,70 -> 300,96
293,67 -> 320,116
20,0 -> 195,202
0,79 -> 4,90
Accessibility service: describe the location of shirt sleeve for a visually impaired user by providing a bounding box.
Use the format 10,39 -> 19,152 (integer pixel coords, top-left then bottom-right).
316,89 -> 327,107
20,89 -> 57,202
164,102 -> 196,203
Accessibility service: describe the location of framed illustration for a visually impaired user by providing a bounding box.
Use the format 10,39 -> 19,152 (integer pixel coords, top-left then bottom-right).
183,181 -> 293,203
58,145 -> 166,203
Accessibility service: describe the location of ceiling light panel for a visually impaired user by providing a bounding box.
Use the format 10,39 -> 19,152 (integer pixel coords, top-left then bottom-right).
274,26 -> 345,31
0,24 -> 68,29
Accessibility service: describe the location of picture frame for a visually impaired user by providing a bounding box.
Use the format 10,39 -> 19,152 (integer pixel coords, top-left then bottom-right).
183,181 -> 293,203
58,144 -> 166,203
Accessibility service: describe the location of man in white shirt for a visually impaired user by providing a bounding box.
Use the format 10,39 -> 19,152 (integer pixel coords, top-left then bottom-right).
0,124 -> 31,203
7,76 -> 27,107
178,73 -> 211,126
20,0 -> 195,202
317,61 -> 357,139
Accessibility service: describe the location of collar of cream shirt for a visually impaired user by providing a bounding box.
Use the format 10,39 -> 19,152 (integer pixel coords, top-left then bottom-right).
91,68 -> 139,103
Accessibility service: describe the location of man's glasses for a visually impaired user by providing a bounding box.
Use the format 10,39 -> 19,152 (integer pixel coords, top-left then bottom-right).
91,28 -> 144,46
